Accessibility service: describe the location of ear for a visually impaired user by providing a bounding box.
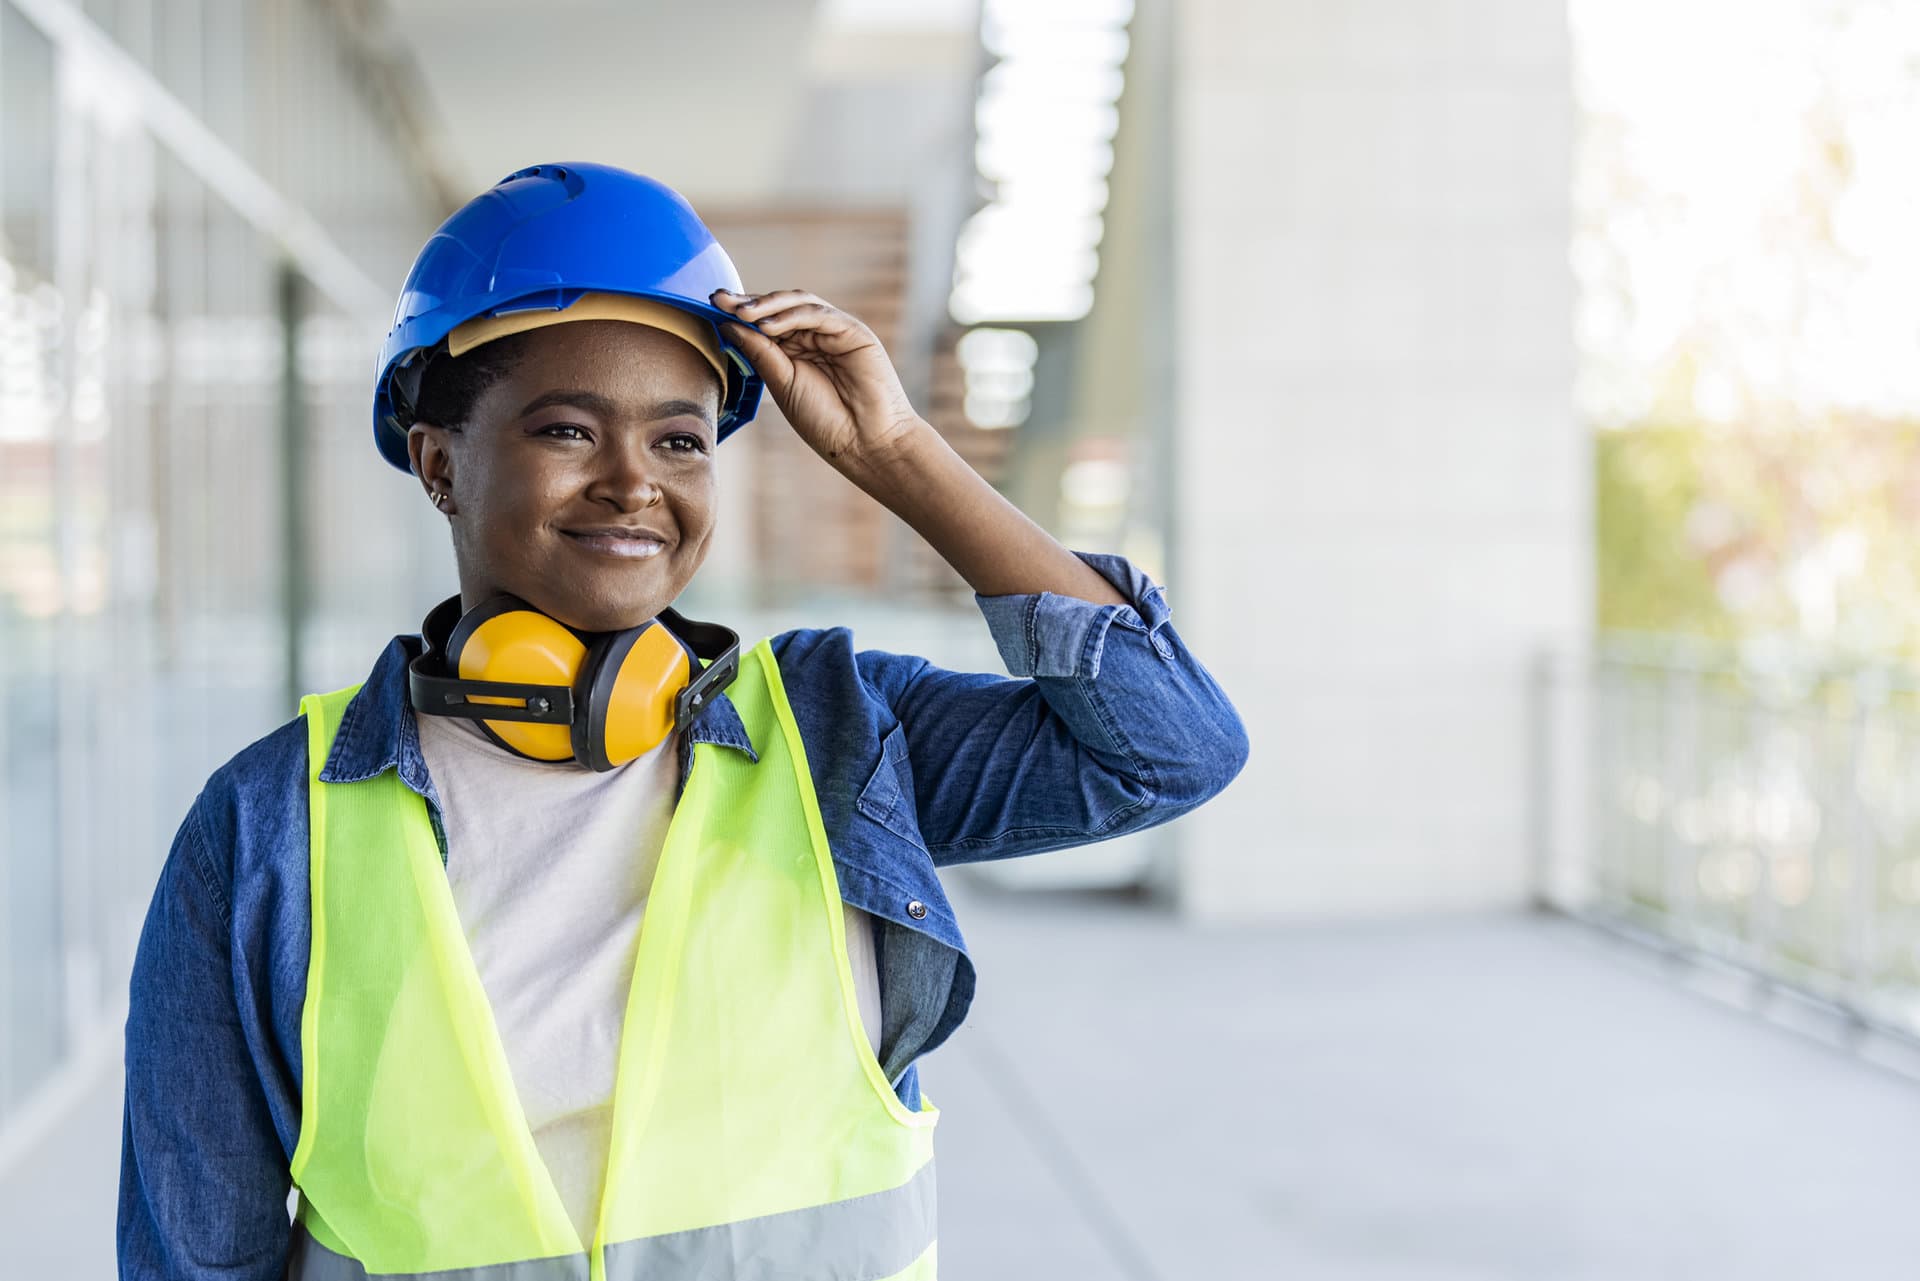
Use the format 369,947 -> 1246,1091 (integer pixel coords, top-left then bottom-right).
409,421 -> 456,495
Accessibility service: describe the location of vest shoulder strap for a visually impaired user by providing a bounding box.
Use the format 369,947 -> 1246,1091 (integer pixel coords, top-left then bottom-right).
300,684 -> 365,782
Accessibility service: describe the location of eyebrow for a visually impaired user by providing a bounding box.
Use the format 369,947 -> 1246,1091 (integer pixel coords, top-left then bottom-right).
514,389 -> 716,427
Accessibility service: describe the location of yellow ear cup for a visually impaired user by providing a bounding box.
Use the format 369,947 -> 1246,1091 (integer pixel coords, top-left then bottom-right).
456,609 -> 586,762
596,624 -> 693,768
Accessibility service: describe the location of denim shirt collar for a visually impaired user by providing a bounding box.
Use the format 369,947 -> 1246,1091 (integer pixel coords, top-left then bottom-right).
316,635 -> 758,801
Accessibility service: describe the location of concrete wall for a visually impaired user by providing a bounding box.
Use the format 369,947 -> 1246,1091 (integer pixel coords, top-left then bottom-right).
1171,1 -> 1587,919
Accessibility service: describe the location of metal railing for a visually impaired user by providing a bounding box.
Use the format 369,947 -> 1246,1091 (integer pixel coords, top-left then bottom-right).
1536,637 -> 1920,1042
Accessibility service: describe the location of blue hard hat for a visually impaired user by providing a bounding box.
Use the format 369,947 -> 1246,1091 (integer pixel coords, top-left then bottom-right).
372,162 -> 764,471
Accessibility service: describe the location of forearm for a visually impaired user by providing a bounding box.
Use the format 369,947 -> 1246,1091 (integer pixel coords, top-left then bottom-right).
851,549 -> 1248,863
840,418 -> 1129,605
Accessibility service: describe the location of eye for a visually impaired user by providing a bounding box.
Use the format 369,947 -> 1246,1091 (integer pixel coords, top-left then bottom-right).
536,422 -> 590,441
661,432 -> 708,454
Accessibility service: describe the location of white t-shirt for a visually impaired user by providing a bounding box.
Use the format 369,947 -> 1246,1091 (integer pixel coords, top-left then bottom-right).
417,711 -> 884,1245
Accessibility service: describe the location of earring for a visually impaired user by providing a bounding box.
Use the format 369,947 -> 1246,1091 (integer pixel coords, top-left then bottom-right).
431,490 -> 451,512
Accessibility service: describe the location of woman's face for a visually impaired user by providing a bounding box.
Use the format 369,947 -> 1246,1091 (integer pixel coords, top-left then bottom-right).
410,320 -> 722,634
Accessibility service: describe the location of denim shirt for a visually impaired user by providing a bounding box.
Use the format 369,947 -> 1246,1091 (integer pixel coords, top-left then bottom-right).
117,552 -> 1248,1279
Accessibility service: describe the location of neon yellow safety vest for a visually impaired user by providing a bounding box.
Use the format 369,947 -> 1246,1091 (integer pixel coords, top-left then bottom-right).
287,639 -> 939,1281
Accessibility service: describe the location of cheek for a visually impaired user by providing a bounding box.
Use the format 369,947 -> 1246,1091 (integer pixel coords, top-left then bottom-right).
673,467 -> 719,533
467,454 -> 570,550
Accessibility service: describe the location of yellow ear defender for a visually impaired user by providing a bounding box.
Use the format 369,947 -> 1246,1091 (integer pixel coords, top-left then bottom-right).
407,594 -> 740,771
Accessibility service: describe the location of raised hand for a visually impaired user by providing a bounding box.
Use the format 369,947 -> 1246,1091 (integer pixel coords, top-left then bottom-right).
710,288 -> 922,469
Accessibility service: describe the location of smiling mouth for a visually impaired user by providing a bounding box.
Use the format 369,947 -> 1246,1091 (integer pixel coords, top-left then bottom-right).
561,529 -> 670,560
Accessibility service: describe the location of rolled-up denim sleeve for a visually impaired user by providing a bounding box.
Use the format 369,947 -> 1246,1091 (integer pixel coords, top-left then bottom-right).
889,551 -> 1248,865
119,800 -> 290,1280
975,551 -> 1178,680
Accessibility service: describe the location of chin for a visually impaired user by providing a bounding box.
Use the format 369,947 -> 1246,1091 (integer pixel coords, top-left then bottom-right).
537,580 -> 678,635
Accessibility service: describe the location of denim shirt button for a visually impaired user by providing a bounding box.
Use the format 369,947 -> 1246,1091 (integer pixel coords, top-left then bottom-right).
906,899 -> 928,920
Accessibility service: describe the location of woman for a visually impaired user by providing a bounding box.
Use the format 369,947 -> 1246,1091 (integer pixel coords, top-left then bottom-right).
118,163 -> 1246,1280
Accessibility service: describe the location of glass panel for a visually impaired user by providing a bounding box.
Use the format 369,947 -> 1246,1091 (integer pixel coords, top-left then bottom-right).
152,149 -> 285,804
77,109 -> 164,1021
1,0 -> 55,276
0,0 -> 444,1140
299,295 -> 455,692
0,0 -> 65,1123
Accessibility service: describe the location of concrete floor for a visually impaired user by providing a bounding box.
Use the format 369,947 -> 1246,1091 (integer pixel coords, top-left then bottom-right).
7,883 -> 1920,1279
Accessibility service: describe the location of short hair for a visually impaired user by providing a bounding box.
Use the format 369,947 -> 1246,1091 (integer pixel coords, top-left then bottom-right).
410,332 -> 534,431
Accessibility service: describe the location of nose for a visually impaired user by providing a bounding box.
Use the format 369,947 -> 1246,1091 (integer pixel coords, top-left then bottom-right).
587,429 -> 663,511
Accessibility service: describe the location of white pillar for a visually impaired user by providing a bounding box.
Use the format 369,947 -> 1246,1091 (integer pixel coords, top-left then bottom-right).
1171,2 -> 1587,919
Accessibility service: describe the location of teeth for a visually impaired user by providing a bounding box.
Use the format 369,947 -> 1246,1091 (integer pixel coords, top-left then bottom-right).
568,532 -> 664,558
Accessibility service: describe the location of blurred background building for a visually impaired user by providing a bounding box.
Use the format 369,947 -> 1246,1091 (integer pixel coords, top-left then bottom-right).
3,0 -> 1919,1276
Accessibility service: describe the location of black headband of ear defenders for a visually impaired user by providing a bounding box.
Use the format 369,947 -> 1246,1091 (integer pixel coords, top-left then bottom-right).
406,594 -> 740,735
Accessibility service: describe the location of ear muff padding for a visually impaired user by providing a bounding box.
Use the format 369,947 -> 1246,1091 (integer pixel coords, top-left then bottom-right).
577,621 -> 695,771
447,595 -> 585,763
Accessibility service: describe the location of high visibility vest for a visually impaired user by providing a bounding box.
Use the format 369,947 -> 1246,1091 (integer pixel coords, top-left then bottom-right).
287,639 -> 939,1281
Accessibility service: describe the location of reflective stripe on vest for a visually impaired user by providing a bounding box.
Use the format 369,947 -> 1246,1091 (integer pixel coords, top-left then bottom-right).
289,640 -> 938,1281
290,1162 -> 937,1281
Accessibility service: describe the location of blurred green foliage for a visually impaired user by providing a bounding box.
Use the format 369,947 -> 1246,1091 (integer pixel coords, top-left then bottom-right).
1597,422 -> 1920,657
